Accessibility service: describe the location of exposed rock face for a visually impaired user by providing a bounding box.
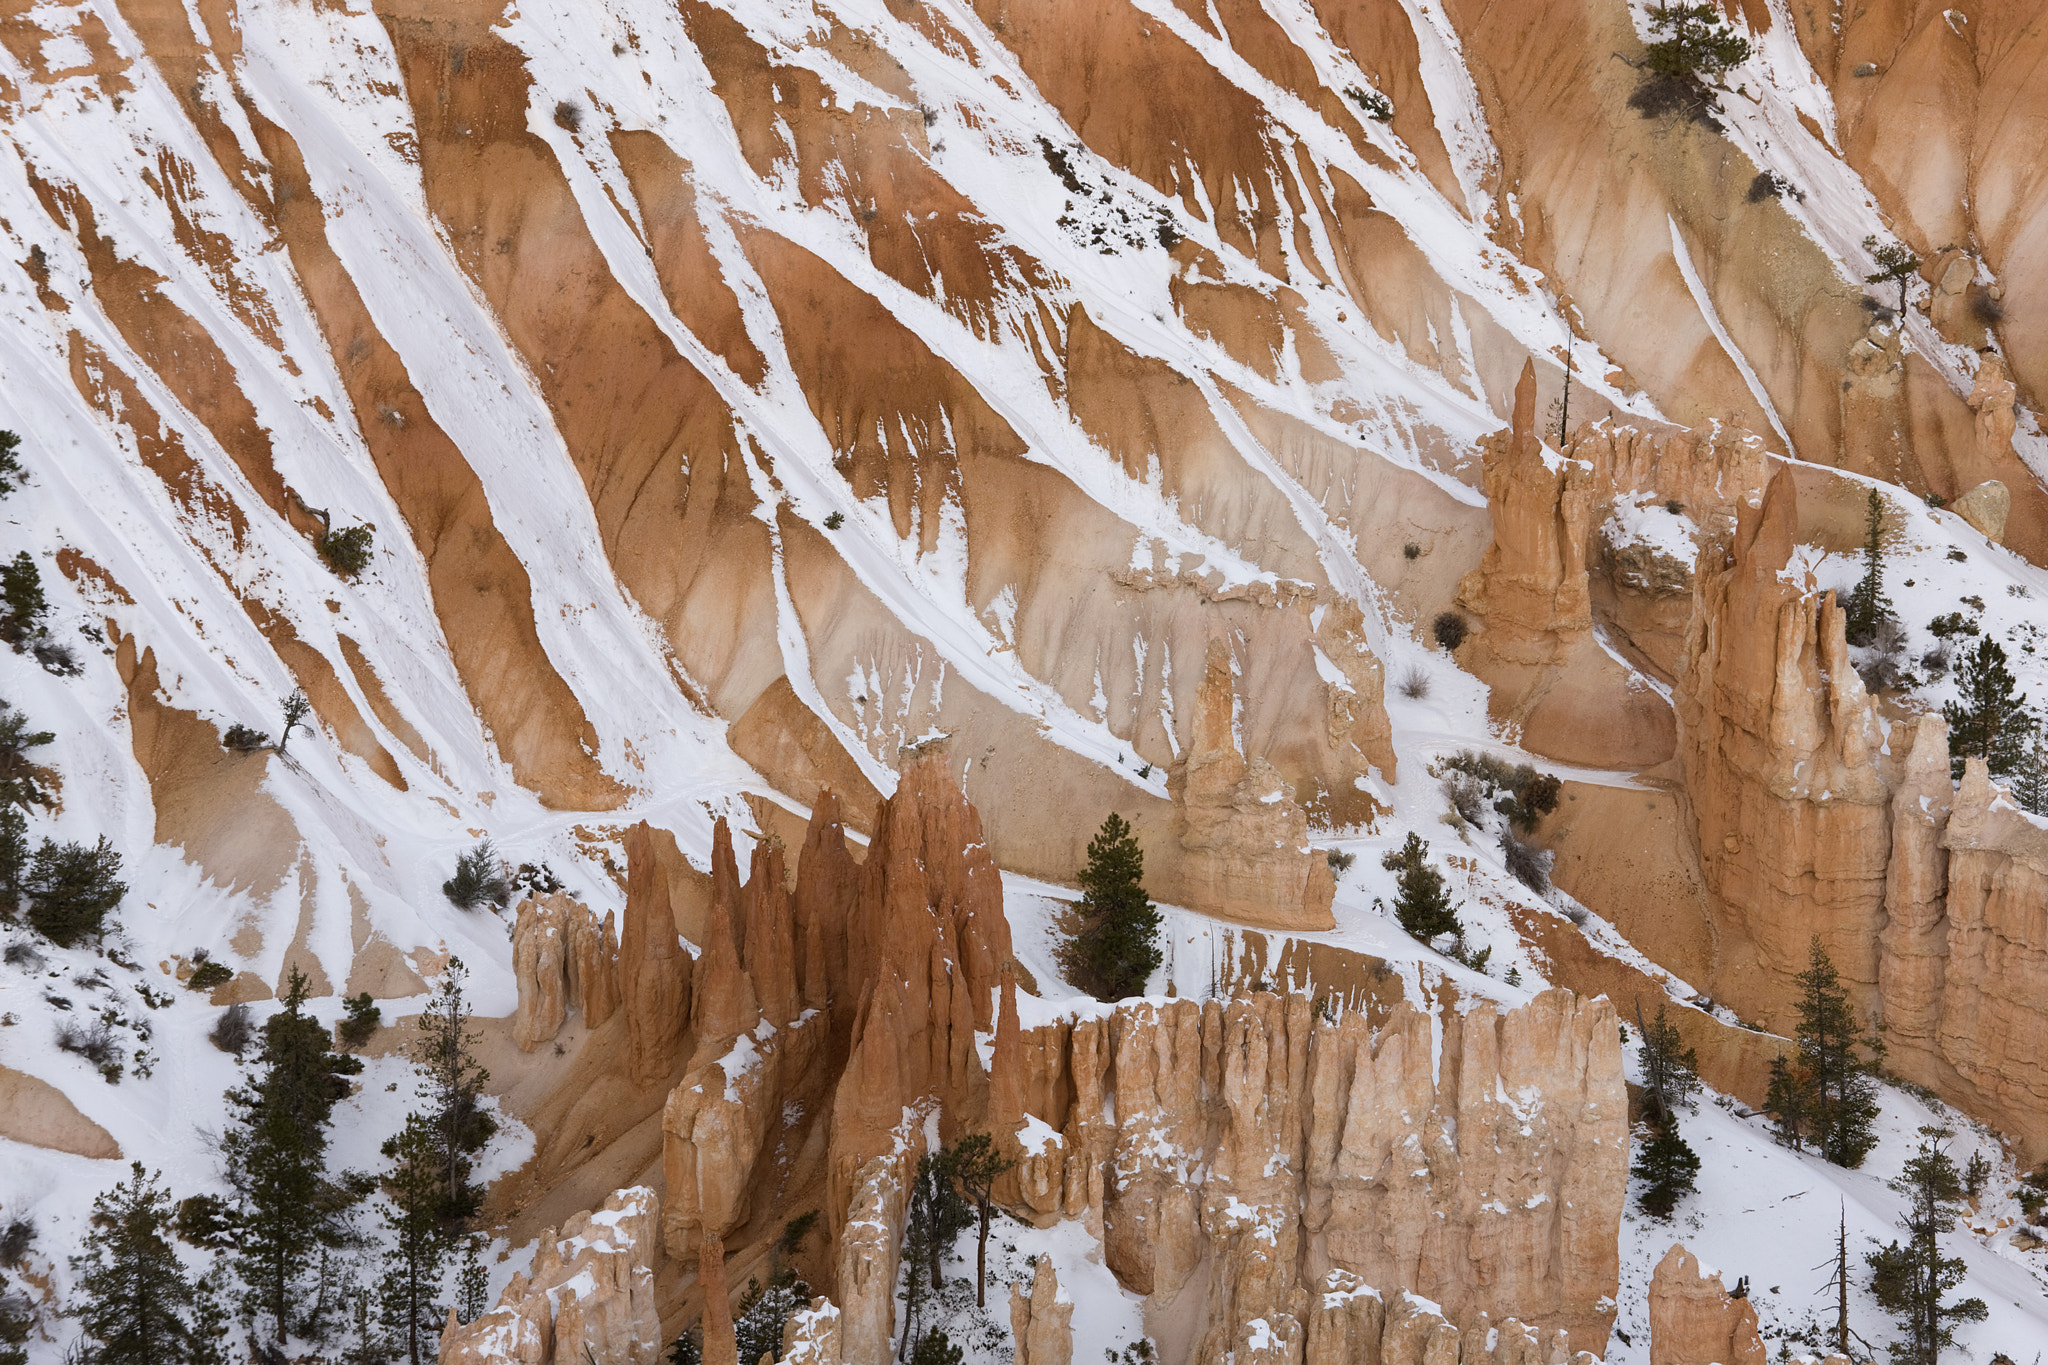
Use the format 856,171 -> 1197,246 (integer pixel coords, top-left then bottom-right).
834,1156 -> 908,1365
512,891 -> 622,1052
776,1299 -> 843,1365
1646,1244 -> 1765,1365
1675,471 -> 2048,1154
439,1187 -> 663,1365
1674,471 -> 1892,1023
1009,1257 -> 1074,1365
621,822 -> 694,1085
1169,637 -> 1336,931
1950,479 -> 2011,544
989,988 -> 1625,1351
512,894 -> 569,1052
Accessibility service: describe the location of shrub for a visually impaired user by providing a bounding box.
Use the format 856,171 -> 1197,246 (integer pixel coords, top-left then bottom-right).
1746,171 -> 1801,203
31,638 -> 79,676
209,1003 -> 254,1056
553,100 -> 582,131
1403,542 -> 1420,560
56,1015 -> 120,1068
24,836 -> 125,947
1326,849 -> 1356,872
1397,666 -> 1430,700
444,840 -> 511,910
186,960 -> 233,992
1432,611 -> 1468,650
1345,85 -> 1393,121
1627,74 -> 1721,129
337,992 -> 381,1047
1927,612 -> 1977,639
1438,751 -> 1561,831
0,1216 -> 32,1266
222,723 -> 270,753
316,524 -> 374,579
823,511 -> 845,530
1500,828 -> 1552,892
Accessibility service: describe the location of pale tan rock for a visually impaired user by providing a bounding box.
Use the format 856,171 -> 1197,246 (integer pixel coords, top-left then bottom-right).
1675,471 -> 1893,1030
620,822 -> 693,1084
0,1064 -> 122,1159
512,894 -> 569,1052
1647,1244 -> 1765,1365
1009,1256 -> 1074,1365
1879,717 -> 1954,1062
701,1229 -> 739,1365
776,1299 -> 842,1365
1168,638 -> 1335,931
835,1156 -> 907,1365
567,902 -> 621,1027
1949,479 -> 2010,543
1304,1271 -> 1383,1365
1968,355 -> 2019,466
438,1187 -> 663,1365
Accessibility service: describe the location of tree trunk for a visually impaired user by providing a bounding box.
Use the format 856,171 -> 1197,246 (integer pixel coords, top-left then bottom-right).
976,1201 -> 990,1309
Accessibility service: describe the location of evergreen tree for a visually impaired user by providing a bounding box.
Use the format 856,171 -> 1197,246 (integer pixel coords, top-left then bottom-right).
1643,4 -> 1752,79
69,1164 -> 193,1365
0,553 -> 45,648
340,1289 -> 386,1365
276,692 -> 313,758
453,1238 -> 488,1326
1630,1120 -> 1701,1219
1765,938 -> 1882,1167
941,1134 -> 1015,1311
0,1247 -> 30,1365
0,699 -> 56,812
187,1269 -> 238,1365
896,1160 -> 941,1363
1867,1127 -> 1987,1365
2009,730 -> 2048,815
24,835 -> 126,946
0,430 -> 22,495
1845,489 -> 1893,646
910,1328 -> 964,1365
1070,814 -> 1161,1001
0,807 -> 24,920
1635,1001 -> 1701,1128
1864,237 -> 1922,318
1944,637 -> 2033,778
225,968 -> 365,1347
376,1116 -> 451,1365
1381,833 -> 1461,942
411,960 -> 495,1225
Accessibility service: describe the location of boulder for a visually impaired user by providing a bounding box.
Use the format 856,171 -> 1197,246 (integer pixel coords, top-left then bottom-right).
1949,479 -> 2010,543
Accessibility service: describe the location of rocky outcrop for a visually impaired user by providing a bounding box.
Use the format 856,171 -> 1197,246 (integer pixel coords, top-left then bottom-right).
621,822 -> 694,1085
989,987 -> 1626,1351
1646,1244 -> 1765,1365
835,1156 -> 908,1365
1169,637 -> 1336,931
439,1187 -> 663,1365
0,1065 -> 122,1159
1950,479 -> 2011,544
775,1299 -> 843,1365
1009,1257 -> 1073,1365
1675,471 -> 1892,1024
512,891 -> 622,1051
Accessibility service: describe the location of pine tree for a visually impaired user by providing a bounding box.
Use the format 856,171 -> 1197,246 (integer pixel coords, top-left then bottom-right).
0,807 -> 25,920
1765,938 -> 1882,1167
411,959 -> 495,1225
69,1164 -> 193,1365
941,1134 -> 1016,1310
2010,730 -> 2048,815
340,1288 -> 387,1365
1864,237 -> 1922,318
1845,489 -> 1893,646
0,431 -> 22,495
225,968 -> 365,1347
0,699 -> 56,812
0,553 -> 45,647
1867,1127 -> 1987,1365
1381,833 -> 1461,942
376,1115 -> 451,1365
1643,4 -> 1752,80
910,1328 -> 964,1365
1070,814 -> 1161,1001
454,1238 -> 488,1326
1631,1120 -> 1701,1219
187,1269 -> 238,1365
276,691 -> 313,758
1819,1203 -> 1852,1359
896,1160 -> 941,1363
1635,1001 -> 1701,1128
1944,637 -> 2034,778
24,835 -> 126,947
